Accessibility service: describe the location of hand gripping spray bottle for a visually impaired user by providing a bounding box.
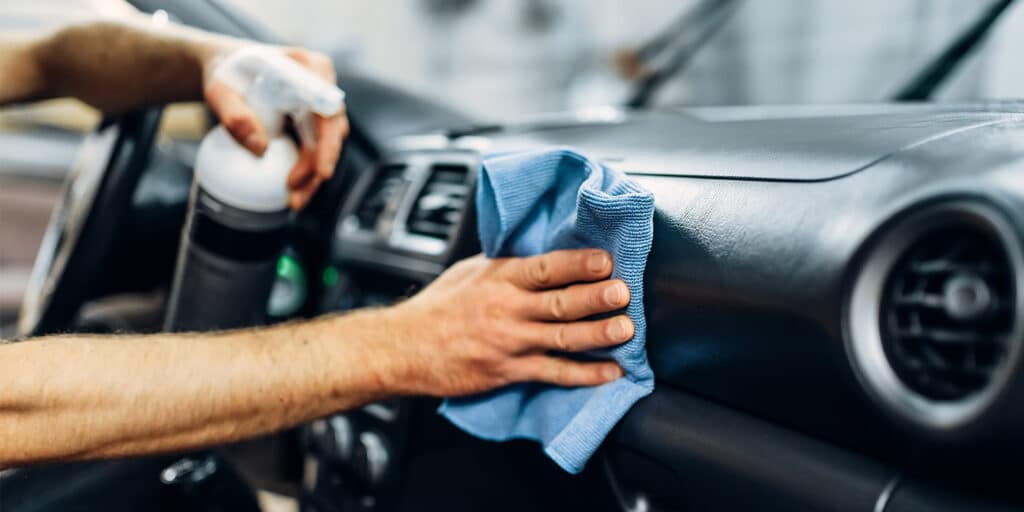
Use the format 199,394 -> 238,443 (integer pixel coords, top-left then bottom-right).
164,47 -> 344,332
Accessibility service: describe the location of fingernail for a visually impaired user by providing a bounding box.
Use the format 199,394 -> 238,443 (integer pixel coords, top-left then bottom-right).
609,317 -> 632,341
588,252 -> 609,273
603,365 -> 623,381
244,133 -> 266,155
604,282 -> 626,306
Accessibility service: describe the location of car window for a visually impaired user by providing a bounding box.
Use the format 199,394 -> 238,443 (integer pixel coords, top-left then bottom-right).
232,0 -> 1024,118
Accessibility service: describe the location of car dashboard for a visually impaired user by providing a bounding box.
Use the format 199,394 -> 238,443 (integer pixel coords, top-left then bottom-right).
302,105 -> 1024,512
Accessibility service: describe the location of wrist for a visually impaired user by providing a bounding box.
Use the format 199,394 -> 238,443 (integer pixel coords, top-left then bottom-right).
315,308 -> 410,404
192,40 -> 239,85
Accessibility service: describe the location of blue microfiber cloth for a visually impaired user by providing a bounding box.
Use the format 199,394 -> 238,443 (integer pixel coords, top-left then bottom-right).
439,147 -> 655,474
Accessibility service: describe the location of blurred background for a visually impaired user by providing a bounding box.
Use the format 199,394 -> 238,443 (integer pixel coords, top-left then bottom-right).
3,0 -> 1024,326
5,0 -> 1024,117
237,0 -> 1024,117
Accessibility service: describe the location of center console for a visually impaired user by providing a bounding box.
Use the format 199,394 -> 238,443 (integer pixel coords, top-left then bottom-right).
302,147 -> 470,512
298,141 -> 621,512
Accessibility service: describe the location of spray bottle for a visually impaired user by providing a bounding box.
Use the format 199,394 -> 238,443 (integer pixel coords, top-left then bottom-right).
164,47 -> 344,332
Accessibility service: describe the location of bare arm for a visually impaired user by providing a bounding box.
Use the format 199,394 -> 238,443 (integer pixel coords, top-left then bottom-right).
0,17 -> 347,209
0,15 -> 230,112
0,250 -> 632,467
0,32 -> 46,106
0,310 -> 390,465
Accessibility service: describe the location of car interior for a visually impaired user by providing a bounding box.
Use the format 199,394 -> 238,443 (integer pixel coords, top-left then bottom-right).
2,1 -> 1024,511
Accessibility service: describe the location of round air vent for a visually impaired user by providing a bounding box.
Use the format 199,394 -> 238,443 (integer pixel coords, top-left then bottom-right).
847,201 -> 1023,430
881,226 -> 1014,401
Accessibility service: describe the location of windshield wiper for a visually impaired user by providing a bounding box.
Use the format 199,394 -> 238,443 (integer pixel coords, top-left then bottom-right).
893,0 -> 1015,101
625,0 -> 742,109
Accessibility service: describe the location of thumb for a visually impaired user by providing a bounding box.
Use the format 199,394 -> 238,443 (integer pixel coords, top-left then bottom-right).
204,80 -> 268,155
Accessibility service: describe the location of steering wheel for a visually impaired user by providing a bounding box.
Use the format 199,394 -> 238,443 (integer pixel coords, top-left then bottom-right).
17,108 -> 164,337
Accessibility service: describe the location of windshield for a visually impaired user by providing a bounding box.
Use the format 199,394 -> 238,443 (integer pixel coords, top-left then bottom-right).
8,0 -> 1023,120
230,0 -> 1024,119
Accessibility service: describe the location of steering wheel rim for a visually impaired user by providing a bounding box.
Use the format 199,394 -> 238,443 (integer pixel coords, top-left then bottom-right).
17,108 -> 164,337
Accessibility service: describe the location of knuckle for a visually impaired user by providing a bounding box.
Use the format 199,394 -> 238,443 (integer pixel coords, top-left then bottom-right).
552,325 -> 569,352
547,291 -> 568,320
529,257 -> 552,287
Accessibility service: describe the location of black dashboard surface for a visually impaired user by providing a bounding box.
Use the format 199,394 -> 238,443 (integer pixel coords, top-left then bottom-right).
356,106 -> 1024,461
323,104 -> 1024,511
482,109 -> 1024,181
504,108 -> 1024,459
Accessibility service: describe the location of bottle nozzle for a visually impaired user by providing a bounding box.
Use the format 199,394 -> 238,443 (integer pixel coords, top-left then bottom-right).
211,47 -> 346,147
307,86 -> 345,118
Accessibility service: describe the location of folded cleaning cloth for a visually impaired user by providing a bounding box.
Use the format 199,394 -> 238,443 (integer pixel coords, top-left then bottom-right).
439,147 -> 655,474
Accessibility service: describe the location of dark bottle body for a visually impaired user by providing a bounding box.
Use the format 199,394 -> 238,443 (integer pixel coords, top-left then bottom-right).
164,183 -> 289,332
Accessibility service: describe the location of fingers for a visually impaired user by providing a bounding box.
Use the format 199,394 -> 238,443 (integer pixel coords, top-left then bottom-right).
525,314 -> 634,353
287,48 -> 348,181
290,176 -> 323,210
508,356 -> 623,387
286,149 -> 322,210
284,48 -> 349,201
287,147 -> 317,189
313,109 -> 349,180
286,48 -> 335,82
531,279 -> 629,321
504,249 -> 613,290
204,81 -> 268,155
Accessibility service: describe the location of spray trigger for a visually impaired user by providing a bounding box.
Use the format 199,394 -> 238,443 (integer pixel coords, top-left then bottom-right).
211,46 -> 345,147
293,111 -> 318,150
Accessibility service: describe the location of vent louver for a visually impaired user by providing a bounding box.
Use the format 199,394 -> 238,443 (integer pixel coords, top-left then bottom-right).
880,225 -> 1015,401
354,165 -> 406,231
407,164 -> 470,241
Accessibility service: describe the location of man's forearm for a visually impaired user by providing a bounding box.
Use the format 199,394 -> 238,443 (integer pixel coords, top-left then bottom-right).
0,309 -> 396,467
1,16 -> 241,112
0,250 -> 633,468
0,33 -> 46,105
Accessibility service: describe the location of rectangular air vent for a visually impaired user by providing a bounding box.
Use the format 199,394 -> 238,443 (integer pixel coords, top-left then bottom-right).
406,164 -> 470,241
354,164 -> 406,232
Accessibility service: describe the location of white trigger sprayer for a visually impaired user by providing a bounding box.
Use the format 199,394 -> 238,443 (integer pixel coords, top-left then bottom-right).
164,47 -> 345,332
